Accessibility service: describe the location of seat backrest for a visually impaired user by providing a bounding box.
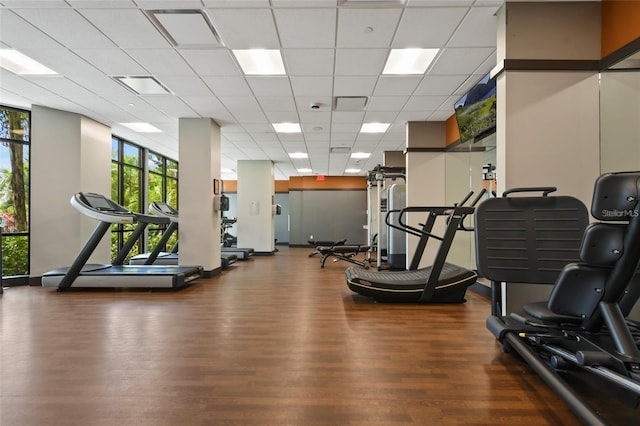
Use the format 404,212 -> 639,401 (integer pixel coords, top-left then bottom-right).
547,171 -> 640,330
475,193 -> 589,284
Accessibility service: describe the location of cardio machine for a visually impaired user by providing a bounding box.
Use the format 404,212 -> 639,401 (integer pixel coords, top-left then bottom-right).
345,190 -> 484,303
477,172 -> 640,425
129,201 -> 238,268
42,192 -> 203,290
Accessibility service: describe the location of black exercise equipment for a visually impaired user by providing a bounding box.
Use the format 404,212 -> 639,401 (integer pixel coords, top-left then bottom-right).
344,190 -> 484,303
42,193 -> 203,290
129,202 -> 237,269
308,238 -> 347,257
317,243 -> 371,269
476,172 -> 640,425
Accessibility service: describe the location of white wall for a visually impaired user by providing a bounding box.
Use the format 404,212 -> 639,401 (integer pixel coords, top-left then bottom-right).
600,71 -> 640,173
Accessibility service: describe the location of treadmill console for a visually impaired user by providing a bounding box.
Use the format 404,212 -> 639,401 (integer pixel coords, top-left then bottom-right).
150,201 -> 179,223
72,192 -> 135,224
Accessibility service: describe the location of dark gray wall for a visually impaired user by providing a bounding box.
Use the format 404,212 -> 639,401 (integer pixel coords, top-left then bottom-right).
289,189 -> 367,245
274,193 -> 289,244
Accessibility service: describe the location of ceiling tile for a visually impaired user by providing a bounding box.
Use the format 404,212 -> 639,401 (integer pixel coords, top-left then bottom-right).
273,8 -> 337,48
283,49 -> 335,76
413,75 -> 468,95
337,8 -> 402,48
448,6 -> 499,48
178,49 -> 241,76
246,76 -> 293,97
201,76 -> 253,97
207,8 -> 280,49
12,8 -> 116,48
374,76 -> 422,96
392,7 -> 468,48
402,95 -> 449,111
203,0 -> 271,7
290,76 -> 333,97
333,76 -> 377,96
77,8 -> 170,48
72,48 -> 147,75
125,49 -> 196,76
335,48 -> 388,75
429,47 -> 495,75
154,75 -> 211,96
257,96 -> 297,112
366,95 -> 409,111
0,10 -> 63,49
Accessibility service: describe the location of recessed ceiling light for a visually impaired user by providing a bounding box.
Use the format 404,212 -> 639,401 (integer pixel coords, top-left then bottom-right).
288,152 -> 308,159
147,9 -> 222,48
120,122 -> 162,133
345,168 -> 361,173
233,49 -> 286,75
0,49 -> 57,75
113,76 -> 173,95
360,123 -> 390,133
351,152 -> 371,159
382,48 -> 439,75
297,168 -> 313,173
273,122 -> 301,133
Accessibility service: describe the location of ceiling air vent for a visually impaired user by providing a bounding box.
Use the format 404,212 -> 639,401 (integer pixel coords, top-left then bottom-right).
339,0 -> 406,6
334,96 -> 368,112
330,147 -> 351,154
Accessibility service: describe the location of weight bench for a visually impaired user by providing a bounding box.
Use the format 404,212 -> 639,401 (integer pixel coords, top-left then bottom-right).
317,244 -> 371,269
308,238 -> 346,257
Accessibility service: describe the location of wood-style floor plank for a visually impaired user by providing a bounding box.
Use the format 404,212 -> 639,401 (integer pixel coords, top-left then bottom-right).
1,247 -> 638,425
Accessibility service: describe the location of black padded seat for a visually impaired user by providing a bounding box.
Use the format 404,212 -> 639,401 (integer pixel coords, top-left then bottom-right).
522,301 -> 584,324
345,262 -> 477,303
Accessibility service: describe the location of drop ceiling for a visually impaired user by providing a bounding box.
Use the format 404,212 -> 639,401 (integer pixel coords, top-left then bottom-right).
0,0 -> 582,180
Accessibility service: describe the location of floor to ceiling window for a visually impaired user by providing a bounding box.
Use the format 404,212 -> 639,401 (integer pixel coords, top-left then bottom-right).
111,136 -> 143,261
0,105 -> 30,282
147,151 -> 179,253
111,138 -> 179,261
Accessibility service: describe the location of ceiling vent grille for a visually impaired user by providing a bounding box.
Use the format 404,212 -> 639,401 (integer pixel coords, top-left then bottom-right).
330,147 -> 351,154
334,96 -> 368,112
339,0 -> 406,7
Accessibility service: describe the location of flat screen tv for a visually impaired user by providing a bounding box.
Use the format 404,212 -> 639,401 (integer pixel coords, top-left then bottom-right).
454,72 -> 497,144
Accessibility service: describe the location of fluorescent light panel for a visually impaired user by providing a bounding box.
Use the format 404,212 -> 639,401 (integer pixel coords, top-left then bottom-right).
288,152 -> 308,159
360,123 -> 390,133
297,168 -> 312,173
382,48 -> 439,75
0,49 -> 57,75
121,122 -> 162,133
351,152 -> 371,159
233,49 -> 286,75
345,168 -> 361,173
273,122 -> 301,133
114,76 -> 172,95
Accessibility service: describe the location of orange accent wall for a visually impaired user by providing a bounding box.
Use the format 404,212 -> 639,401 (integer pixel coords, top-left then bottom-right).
602,0 -> 640,58
445,114 -> 460,146
222,177 -> 365,193
289,176 -> 366,190
274,180 -> 289,193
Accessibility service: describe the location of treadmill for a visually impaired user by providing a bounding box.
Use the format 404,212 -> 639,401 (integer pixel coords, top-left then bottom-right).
220,217 -> 254,260
129,201 -> 238,268
42,192 -> 203,290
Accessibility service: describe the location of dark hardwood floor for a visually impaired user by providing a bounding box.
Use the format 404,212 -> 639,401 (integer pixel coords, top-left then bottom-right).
1,246 -> 638,425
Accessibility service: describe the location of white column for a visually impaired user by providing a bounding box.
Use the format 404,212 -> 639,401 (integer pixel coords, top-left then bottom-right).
30,106 -> 111,279
237,160 -> 275,254
178,118 -> 221,275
